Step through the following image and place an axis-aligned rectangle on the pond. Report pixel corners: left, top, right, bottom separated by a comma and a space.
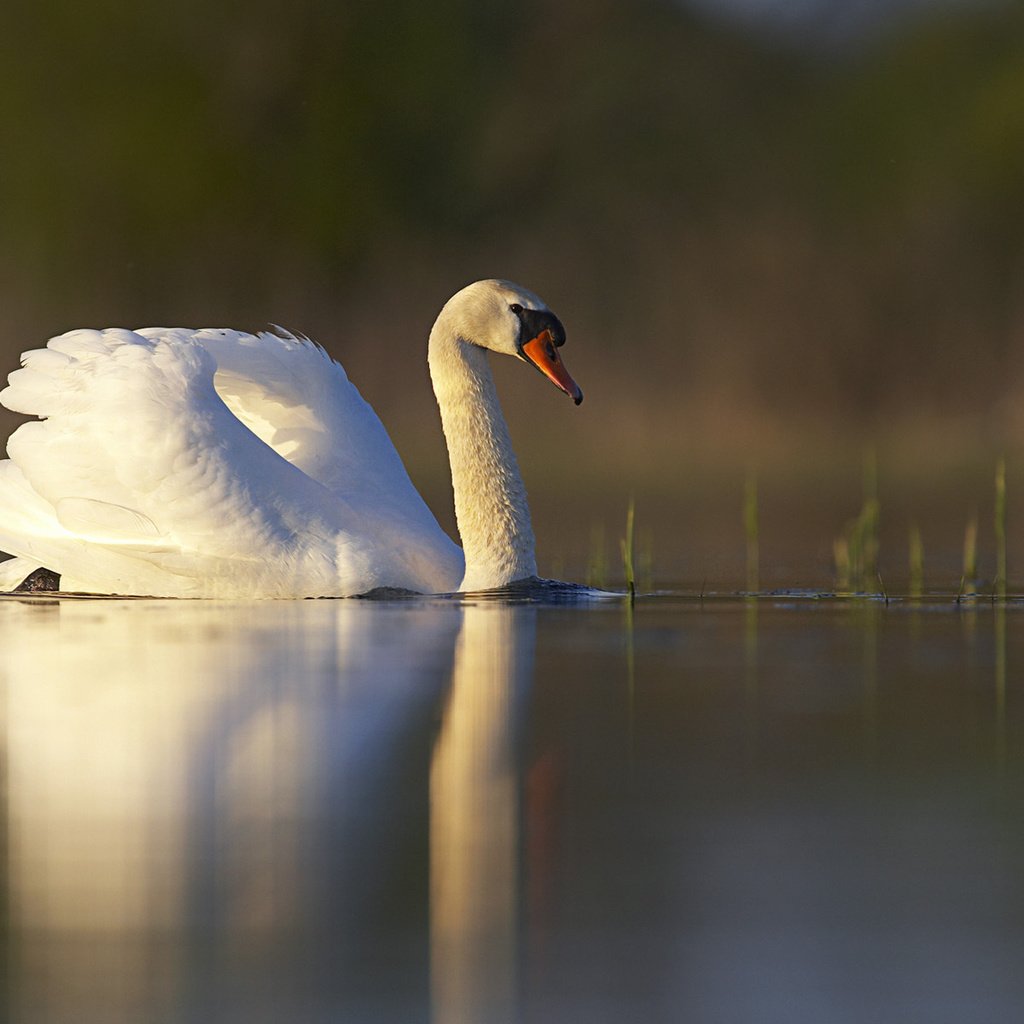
0, 590, 1022, 1023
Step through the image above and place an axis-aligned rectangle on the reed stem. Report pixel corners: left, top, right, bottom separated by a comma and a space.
834, 447, 881, 593
908, 524, 923, 598
995, 457, 1007, 599
744, 470, 759, 593
963, 508, 978, 586
620, 497, 636, 601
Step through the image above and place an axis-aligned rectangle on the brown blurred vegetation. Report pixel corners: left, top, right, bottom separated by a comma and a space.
1, 0, 1023, 581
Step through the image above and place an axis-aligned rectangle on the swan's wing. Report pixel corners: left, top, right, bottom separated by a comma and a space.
0, 329, 463, 597
175, 328, 442, 519
187, 327, 463, 588
188, 327, 463, 588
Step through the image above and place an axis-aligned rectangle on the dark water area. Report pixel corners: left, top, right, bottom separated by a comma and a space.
0, 590, 1022, 1022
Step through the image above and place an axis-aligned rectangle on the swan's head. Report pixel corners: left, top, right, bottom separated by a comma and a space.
443, 279, 583, 405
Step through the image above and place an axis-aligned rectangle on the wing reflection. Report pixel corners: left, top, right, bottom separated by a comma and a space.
0, 596, 536, 1024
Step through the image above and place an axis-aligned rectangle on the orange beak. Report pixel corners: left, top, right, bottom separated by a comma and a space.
521, 330, 583, 405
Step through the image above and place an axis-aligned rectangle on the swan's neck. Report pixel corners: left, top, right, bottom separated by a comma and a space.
428, 327, 536, 591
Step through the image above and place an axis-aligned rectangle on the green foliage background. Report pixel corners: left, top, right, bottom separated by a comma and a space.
1, 0, 1022, 577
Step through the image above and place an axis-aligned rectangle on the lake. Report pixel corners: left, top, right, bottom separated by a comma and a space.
0, 589, 1021, 1023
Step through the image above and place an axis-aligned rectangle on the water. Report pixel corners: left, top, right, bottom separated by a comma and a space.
0, 590, 1022, 1023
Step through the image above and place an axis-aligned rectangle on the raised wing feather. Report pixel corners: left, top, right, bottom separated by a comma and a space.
0, 329, 463, 597
184, 330, 414, 498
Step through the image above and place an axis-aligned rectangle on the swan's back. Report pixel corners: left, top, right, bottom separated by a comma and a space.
0, 327, 463, 597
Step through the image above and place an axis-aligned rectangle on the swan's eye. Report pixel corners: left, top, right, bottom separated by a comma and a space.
509, 303, 523, 315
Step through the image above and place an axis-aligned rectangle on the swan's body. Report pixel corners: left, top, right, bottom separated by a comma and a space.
0, 280, 582, 598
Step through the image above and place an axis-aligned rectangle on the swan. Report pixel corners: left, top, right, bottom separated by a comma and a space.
0, 279, 582, 598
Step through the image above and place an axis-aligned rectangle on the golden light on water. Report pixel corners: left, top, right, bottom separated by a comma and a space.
0, 597, 534, 1022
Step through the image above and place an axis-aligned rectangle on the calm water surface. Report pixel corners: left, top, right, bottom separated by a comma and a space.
0, 590, 1022, 1023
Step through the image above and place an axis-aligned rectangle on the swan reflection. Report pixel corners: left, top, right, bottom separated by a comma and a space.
0, 596, 534, 1024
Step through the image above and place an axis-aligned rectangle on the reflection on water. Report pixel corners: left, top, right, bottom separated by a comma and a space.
1, 598, 466, 1023
1, 593, 1023, 1022
431, 603, 533, 1024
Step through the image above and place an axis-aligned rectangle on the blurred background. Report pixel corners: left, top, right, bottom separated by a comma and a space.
1, 0, 1022, 586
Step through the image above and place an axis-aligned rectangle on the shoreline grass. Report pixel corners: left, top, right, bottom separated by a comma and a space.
572, 450, 1015, 600
995, 457, 1007, 600
834, 448, 881, 594
909, 524, 923, 598
963, 509, 978, 585
744, 470, 759, 594
620, 497, 636, 602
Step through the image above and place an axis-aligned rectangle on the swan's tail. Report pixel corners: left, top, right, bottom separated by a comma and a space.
0, 461, 63, 585
0, 555, 44, 591
0, 336, 184, 595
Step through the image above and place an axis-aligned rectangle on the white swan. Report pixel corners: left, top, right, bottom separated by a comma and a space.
0, 279, 582, 598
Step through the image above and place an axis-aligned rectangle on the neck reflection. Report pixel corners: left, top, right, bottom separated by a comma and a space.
430, 601, 536, 1024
